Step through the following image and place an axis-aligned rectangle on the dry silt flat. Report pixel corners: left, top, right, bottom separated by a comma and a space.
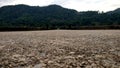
0, 30, 120, 68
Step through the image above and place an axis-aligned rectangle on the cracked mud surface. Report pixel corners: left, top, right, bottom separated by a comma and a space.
0, 30, 120, 68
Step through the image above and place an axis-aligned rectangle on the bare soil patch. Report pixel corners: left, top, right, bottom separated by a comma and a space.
0, 30, 120, 68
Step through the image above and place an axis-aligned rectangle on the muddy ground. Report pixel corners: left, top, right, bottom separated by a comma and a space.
0, 30, 120, 68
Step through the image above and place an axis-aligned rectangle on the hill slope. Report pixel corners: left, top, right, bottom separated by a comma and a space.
0, 4, 120, 29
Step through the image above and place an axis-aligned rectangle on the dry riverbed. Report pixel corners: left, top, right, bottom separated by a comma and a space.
0, 30, 120, 68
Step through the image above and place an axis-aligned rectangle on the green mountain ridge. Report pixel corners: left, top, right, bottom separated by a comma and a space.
0, 4, 120, 29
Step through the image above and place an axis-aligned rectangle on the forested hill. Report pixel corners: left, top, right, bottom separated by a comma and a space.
0, 4, 120, 30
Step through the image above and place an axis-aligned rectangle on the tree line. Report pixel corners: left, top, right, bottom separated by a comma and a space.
0, 4, 120, 30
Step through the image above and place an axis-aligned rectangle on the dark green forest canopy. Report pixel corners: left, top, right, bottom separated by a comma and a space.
0, 4, 120, 29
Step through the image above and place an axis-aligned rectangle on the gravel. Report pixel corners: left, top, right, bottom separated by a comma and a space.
0, 30, 120, 68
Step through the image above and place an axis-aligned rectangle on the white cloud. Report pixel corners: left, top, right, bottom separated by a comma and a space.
0, 0, 15, 6
1, 0, 120, 12
52, 0, 69, 5
59, 0, 120, 12
5, 0, 54, 6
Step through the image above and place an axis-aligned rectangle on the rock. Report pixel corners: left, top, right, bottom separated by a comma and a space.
76, 67, 81, 68
95, 55, 105, 58
12, 54, 21, 58
64, 56, 74, 59
48, 60, 54, 64
86, 65, 92, 68
109, 49, 115, 52
91, 63, 97, 67
81, 61, 87, 65
77, 55, 84, 59
19, 58, 26, 62
80, 61, 88, 67
102, 60, 111, 67
33, 63, 46, 68
69, 52, 75, 55
54, 63, 63, 67
88, 60, 93, 63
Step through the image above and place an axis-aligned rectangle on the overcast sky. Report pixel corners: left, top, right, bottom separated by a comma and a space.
0, 0, 120, 12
